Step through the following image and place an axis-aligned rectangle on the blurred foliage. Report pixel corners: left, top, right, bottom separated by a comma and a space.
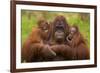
21, 10, 90, 48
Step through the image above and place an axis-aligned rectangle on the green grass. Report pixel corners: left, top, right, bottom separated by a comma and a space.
21, 10, 90, 48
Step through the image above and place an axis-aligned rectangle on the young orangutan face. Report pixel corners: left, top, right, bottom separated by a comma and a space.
66, 26, 77, 42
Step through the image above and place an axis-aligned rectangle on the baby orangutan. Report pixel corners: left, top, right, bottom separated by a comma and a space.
66, 25, 90, 60
21, 19, 56, 62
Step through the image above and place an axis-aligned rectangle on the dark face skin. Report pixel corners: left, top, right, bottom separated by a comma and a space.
54, 20, 65, 43
54, 28, 65, 43
67, 27, 77, 41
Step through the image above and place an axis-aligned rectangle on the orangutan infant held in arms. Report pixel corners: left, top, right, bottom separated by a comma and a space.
66, 25, 90, 60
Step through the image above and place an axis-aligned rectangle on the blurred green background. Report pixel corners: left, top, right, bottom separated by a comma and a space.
21, 10, 90, 48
